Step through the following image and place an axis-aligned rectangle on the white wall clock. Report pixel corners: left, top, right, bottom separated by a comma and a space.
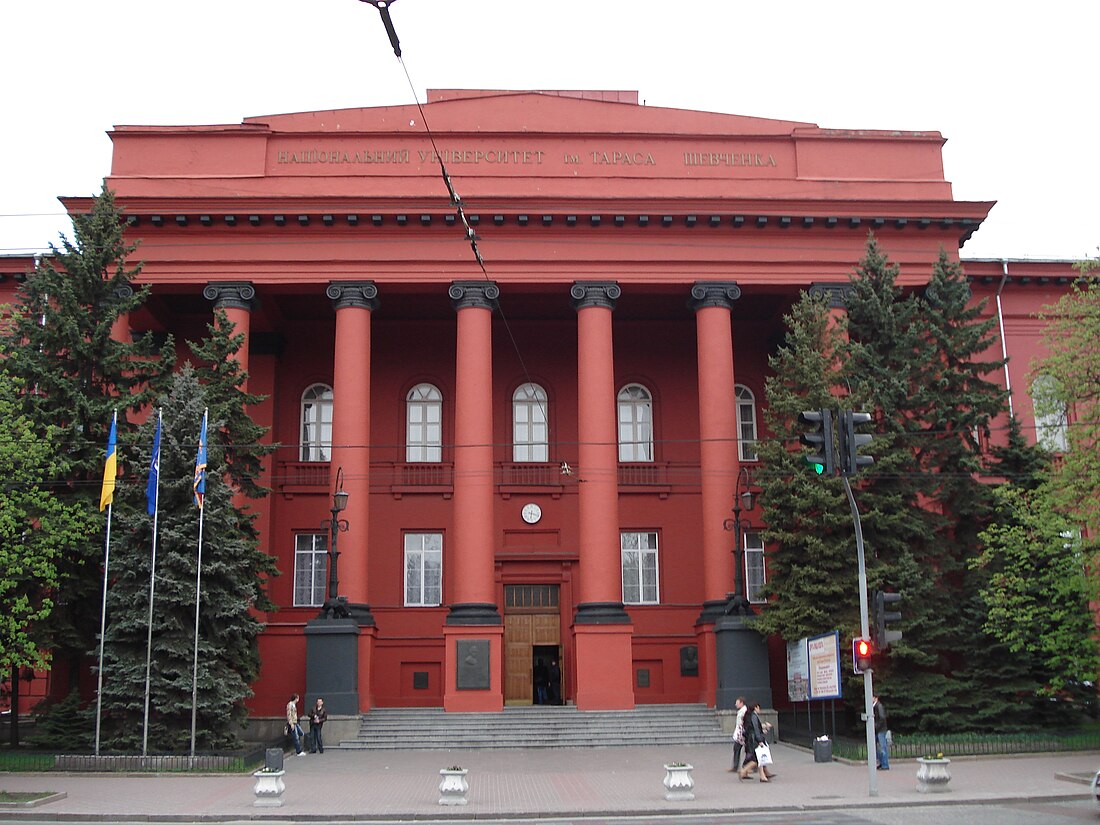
521, 502, 543, 524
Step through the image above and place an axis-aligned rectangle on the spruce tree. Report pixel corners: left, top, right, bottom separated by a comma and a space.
0, 188, 175, 673
754, 292, 858, 643
100, 365, 276, 751
843, 236, 953, 730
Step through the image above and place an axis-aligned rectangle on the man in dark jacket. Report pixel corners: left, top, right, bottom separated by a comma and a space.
873, 695, 889, 769
308, 698, 329, 754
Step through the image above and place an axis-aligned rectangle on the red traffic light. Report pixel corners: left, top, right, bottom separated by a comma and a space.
853, 636, 874, 673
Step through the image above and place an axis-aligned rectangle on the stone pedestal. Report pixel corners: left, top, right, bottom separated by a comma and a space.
663, 764, 695, 801
438, 768, 469, 805
305, 617, 360, 716
916, 757, 952, 793
714, 614, 773, 709
252, 770, 285, 807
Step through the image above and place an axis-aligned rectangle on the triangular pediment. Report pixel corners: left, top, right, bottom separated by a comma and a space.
242, 90, 818, 137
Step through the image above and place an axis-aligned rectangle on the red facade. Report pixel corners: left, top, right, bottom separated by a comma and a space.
9, 90, 1079, 721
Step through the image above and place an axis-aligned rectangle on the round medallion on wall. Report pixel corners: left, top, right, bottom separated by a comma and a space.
521, 502, 542, 524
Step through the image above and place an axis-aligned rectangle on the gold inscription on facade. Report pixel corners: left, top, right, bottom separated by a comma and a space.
417, 149, 545, 164
589, 150, 656, 166
277, 149, 410, 164
683, 151, 778, 167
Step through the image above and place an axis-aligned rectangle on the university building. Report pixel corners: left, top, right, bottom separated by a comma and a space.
0, 90, 1081, 724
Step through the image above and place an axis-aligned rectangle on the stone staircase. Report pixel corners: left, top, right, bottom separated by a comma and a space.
339, 703, 730, 750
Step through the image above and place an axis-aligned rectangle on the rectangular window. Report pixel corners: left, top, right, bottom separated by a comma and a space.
404, 532, 443, 606
293, 533, 328, 607
621, 531, 659, 604
513, 402, 548, 462
744, 531, 767, 603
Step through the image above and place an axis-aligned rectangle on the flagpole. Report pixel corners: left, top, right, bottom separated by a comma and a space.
141, 410, 162, 758
94, 410, 119, 757
94, 501, 112, 757
189, 409, 208, 767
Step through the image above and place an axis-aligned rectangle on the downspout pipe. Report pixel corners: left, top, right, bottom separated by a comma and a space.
996, 260, 1013, 417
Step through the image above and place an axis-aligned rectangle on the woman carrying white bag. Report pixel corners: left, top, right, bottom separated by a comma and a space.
738, 701, 776, 782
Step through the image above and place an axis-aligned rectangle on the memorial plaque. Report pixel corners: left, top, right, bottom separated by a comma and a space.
413, 671, 429, 690
456, 639, 490, 690
637, 668, 650, 688
680, 645, 699, 677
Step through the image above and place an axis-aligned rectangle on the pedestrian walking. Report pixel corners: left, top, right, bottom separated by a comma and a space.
873, 695, 890, 770
286, 693, 304, 756
738, 701, 775, 782
729, 696, 747, 772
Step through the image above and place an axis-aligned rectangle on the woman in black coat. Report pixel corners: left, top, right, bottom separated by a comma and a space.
738, 702, 774, 782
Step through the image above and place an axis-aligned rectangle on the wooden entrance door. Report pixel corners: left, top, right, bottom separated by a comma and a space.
503, 585, 560, 705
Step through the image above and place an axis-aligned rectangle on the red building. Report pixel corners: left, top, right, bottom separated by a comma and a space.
11, 90, 1082, 726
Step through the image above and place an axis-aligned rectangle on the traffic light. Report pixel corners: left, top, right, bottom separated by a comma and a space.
853, 637, 873, 674
839, 410, 874, 476
872, 590, 903, 649
798, 409, 835, 476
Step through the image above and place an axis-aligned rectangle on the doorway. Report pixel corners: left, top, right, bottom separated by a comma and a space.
503, 585, 561, 705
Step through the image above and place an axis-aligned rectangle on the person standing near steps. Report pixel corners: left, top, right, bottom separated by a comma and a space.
308, 697, 328, 753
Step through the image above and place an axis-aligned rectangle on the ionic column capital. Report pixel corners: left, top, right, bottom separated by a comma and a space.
203, 281, 256, 311
570, 281, 621, 311
689, 281, 742, 311
327, 281, 379, 311
448, 280, 499, 311
808, 282, 854, 309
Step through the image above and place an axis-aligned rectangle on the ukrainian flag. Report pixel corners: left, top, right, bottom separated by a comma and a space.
100, 413, 118, 512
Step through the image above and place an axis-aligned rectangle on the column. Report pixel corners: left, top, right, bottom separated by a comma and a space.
108, 285, 133, 343
306, 281, 378, 716
443, 281, 503, 712
202, 282, 256, 388
809, 283, 854, 338
325, 281, 378, 615
570, 281, 634, 710
689, 281, 741, 708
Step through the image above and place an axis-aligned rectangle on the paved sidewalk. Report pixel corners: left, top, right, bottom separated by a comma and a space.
0, 743, 1096, 821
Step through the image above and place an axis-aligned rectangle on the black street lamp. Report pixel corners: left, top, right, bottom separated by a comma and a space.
722, 466, 756, 616
322, 467, 350, 617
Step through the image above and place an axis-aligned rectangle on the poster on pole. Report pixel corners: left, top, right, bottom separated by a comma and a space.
807, 631, 842, 700
786, 637, 809, 702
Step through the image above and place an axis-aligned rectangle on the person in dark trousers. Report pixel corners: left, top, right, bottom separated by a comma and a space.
285, 693, 304, 756
548, 659, 562, 704
728, 696, 747, 772
533, 661, 549, 705
308, 697, 328, 753
873, 695, 889, 769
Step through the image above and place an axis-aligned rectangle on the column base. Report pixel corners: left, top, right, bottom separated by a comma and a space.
443, 623, 504, 712
714, 614, 773, 710
445, 602, 502, 626
572, 622, 635, 710
574, 601, 631, 624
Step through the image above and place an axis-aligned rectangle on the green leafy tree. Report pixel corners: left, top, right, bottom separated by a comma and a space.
0, 369, 93, 744
1032, 274, 1100, 584
974, 482, 1098, 716
99, 364, 276, 751
0, 188, 175, 673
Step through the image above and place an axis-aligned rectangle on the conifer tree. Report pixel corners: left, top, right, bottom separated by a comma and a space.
754, 292, 858, 642
0, 188, 175, 675
100, 365, 276, 751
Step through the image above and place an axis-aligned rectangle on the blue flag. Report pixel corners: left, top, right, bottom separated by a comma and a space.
146, 413, 161, 516
193, 410, 207, 509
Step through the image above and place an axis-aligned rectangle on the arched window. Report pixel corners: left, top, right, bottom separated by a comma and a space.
299, 383, 333, 462
1031, 374, 1068, 452
618, 384, 654, 462
736, 384, 758, 461
406, 383, 443, 462
513, 383, 549, 462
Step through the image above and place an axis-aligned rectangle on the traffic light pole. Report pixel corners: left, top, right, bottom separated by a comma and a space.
842, 474, 878, 798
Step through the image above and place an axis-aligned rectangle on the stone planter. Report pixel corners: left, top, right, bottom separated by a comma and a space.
663, 763, 695, 801
252, 769, 286, 807
916, 757, 951, 793
438, 768, 469, 806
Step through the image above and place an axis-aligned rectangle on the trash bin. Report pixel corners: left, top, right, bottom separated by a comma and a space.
813, 737, 832, 763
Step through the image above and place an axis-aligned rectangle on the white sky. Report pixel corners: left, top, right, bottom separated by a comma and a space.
2, 0, 1096, 261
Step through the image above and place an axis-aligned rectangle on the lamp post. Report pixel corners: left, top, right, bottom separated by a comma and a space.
322, 467, 350, 617
722, 466, 756, 616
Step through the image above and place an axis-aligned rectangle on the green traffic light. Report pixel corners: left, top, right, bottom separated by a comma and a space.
805, 456, 825, 475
